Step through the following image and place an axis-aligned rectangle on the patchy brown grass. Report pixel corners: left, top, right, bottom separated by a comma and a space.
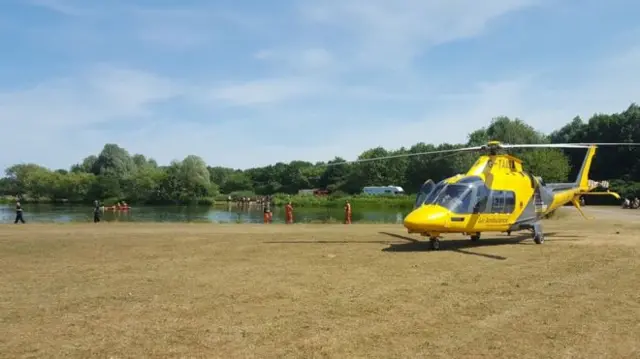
1, 207, 639, 358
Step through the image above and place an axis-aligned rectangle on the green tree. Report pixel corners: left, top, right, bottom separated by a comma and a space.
92, 144, 136, 177
220, 172, 253, 194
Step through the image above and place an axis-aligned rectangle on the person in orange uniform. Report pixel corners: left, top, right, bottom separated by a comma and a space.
344, 200, 352, 224
263, 197, 272, 223
263, 205, 270, 223
285, 201, 294, 224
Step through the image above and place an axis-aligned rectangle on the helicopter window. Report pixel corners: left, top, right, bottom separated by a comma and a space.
486, 190, 516, 214
434, 184, 471, 212
490, 192, 505, 212
473, 185, 490, 213
424, 181, 446, 204
505, 192, 515, 212
414, 180, 435, 208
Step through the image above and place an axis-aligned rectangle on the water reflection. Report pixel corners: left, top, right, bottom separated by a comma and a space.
0, 204, 410, 224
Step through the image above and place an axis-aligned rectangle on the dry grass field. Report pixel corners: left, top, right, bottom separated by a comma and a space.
1, 207, 639, 358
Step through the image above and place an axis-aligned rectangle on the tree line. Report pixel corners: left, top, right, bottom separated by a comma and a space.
1, 104, 639, 204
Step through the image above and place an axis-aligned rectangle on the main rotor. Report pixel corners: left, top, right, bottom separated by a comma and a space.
482, 141, 505, 155
324, 140, 640, 166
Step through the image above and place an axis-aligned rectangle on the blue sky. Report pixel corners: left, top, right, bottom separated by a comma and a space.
1, 0, 639, 171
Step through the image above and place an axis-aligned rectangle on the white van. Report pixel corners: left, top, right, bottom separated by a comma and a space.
362, 185, 405, 196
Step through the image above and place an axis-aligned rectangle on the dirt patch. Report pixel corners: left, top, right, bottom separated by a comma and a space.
1, 207, 639, 358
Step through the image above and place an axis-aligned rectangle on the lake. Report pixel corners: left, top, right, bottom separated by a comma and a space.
1, 204, 412, 224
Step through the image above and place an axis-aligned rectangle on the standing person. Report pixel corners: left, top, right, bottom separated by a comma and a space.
14, 201, 25, 224
344, 200, 352, 224
93, 200, 101, 223
285, 201, 294, 224
263, 198, 271, 224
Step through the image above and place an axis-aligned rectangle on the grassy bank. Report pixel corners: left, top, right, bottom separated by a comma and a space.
1, 194, 414, 208
268, 194, 415, 208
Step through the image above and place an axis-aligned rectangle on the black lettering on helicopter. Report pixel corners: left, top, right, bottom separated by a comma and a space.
487, 158, 511, 170
495, 158, 510, 169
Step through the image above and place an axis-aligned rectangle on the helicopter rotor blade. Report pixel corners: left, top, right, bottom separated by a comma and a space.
576, 142, 640, 146
324, 142, 640, 166
325, 145, 484, 166
500, 143, 591, 149
501, 142, 640, 149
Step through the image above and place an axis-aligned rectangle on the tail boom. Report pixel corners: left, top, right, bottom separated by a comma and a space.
544, 145, 620, 216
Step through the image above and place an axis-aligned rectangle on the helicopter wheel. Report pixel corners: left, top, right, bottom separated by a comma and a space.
470, 234, 480, 241
429, 237, 440, 250
533, 232, 544, 244
532, 223, 544, 244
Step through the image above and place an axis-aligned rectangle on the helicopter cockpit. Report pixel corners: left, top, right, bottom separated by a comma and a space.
415, 176, 515, 214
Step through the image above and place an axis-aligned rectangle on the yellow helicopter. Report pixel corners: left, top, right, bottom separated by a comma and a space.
338, 141, 638, 250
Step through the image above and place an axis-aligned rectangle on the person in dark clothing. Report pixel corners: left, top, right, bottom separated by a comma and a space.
93, 200, 101, 223
15, 201, 25, 223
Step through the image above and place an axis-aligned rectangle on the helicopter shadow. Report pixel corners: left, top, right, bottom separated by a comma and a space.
378, 231, 577, 260
265, 240, 396, 244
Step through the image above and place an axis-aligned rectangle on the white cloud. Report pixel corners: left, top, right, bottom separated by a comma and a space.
126, 7, 219, 49
253, 47, 337, 74
28, 0, 93, 16
0, 65, 182, 128
298, 0, 538, 69
205, 77, 326, 106
0, 65, 187, 171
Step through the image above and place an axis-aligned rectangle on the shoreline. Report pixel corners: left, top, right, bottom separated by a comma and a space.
1, 195, 416, 208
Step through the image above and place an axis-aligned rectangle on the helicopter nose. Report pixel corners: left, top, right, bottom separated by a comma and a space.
403, 205, 448, 232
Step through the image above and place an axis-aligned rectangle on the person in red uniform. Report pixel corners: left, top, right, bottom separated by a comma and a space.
285, 201, 294, 224
263, 196, 273, 223
263, 203, 271, 223
344, 200, 352, 224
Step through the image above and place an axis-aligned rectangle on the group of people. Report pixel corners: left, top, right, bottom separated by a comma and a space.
622, 197, 640, 209
262, 200, 352, 224
228, 196, 272, 206
12, 198, 355, 224
91, 200, 130, 223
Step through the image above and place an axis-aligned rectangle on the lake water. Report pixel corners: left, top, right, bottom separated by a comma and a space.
1, 204, 411, 224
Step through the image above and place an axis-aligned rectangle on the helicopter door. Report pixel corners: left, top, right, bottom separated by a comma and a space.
477, 190, 514, 229
414, 180, 435, 208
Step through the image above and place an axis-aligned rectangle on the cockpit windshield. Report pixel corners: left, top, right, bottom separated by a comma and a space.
423, 181, 446, 205
433, 184, 472, 212
414, 180, 435, 208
